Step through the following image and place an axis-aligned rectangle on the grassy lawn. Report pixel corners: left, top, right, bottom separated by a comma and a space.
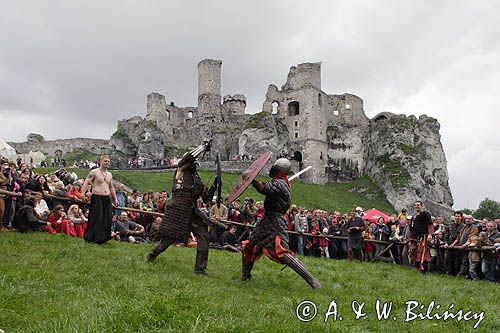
33, 168, 395, 214
0, 233, 499, 332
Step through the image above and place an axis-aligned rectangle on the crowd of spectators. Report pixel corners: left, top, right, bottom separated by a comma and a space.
1, 156, 499, 283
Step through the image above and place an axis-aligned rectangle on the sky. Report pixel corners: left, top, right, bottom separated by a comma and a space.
1, 0, 499, 209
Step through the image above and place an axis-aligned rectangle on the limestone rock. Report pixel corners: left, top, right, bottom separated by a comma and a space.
365, 114, 453, 213
238, 112, 288, 159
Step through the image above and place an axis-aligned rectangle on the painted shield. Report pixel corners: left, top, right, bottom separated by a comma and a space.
226, 151, 272, 203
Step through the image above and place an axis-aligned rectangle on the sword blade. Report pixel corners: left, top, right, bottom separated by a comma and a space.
289, 166, 312, 181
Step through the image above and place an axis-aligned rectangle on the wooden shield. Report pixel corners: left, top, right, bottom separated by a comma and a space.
226, 151, 272, 203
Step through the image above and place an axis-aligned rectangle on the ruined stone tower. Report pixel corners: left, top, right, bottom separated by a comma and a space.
261, 62, 329, 183
198, 59, 222, 121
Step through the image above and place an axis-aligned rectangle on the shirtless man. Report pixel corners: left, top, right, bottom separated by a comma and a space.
81, 155, 119, 244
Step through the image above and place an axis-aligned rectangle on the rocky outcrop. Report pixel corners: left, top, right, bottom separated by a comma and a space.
238, 112, 289, 159
365, 114, 453, 213
109, 116, 165, 166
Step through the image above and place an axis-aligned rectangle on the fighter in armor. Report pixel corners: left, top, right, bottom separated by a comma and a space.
409, 200, 434, 273
147, 141, 216, 275
241, 158, 321, 289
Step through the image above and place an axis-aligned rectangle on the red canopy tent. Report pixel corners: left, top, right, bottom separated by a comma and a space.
362, 208, 391, 224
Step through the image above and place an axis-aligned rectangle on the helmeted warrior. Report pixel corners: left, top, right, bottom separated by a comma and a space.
147, 141, 216, 275
241, 158, 321, 289
409, 200, 434, 273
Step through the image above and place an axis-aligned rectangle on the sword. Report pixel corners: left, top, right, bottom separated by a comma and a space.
288, 166, 312, 181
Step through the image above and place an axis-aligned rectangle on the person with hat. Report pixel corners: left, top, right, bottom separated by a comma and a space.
0, 159, 13, 230
241, 158, 321, 289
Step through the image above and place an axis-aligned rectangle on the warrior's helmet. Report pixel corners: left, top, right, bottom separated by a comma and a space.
269, 158, 294, 177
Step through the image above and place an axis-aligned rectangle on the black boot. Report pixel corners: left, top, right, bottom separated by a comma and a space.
241, 255, 254, 281
281, 253, 321, 289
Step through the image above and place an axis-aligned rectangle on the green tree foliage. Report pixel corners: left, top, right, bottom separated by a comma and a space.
473, 198, 500, 219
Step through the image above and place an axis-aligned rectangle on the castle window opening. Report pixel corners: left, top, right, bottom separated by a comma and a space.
288, 101, 300, 116
185, 119, 192, 127
294, 132, 298, 139
318, 93, 322, 107
294, 121, 298, 127
188, 111, 193, 119
271, 101, 279, 115
320, 151, 323, 160
345, 104, 351, 109
166, 110, 170, 121
170, 101, 175, 106
334, 110, 339, 116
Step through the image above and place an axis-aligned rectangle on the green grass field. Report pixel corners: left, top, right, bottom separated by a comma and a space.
34, 168, 395, 214
0, 233, 498, 332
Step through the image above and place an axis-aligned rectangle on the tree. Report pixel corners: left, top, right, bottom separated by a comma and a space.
473, 198, 500, 220
462, 208, 474, 215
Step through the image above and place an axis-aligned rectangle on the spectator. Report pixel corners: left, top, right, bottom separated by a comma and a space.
444, 212, 465, 275
463, 235, 482, 281
450, 214, 478, 277
47, 205, 77, 236
67, 204, 87, 238
293, 205, 308, 255
319, 227, 330, 258
67, 181, 84, 203
346, 209, 364, 261
33, 192, 50, 220
51, 181, 69, 210
219, 225, 240, 252
15, 196, 56, 234
363, 225, 375, 261
115, 211, 146, 243
482, 221, 500, 281
373, 217, 389, 257
241, 197, 256, 225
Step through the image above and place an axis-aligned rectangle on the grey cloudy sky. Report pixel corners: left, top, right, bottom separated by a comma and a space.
1, 0, 499, 209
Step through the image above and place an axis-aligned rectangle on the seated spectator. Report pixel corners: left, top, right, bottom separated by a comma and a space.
16, 196, 56, 234
26, 175, 50, 194
218, 225, 240, 252
67, 181, 84, 202
51, 181, 69, 210
67, 204, 87, 238
115, 212, 146, 243
47, 205, 76, 236
148, 216, 162, 242
33, 192, 50, 220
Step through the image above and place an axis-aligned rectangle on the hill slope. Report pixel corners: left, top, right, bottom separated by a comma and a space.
0, 233, 498, 332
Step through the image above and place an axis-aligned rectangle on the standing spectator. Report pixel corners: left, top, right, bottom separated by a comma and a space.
0, 159, 13, 230
444, 212, 465, 275
462, 235, 482, 281
363, 225, 375, 261
388, 224, 402, 264
373, 217, 389, 257
346, 209, 364, 261
241, 197, 256, 225
209, 200, 228, 244
319, 227, 330, 258
449, 214, 478, 277
293, 205, 308, 255
482, 221, 500, 281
